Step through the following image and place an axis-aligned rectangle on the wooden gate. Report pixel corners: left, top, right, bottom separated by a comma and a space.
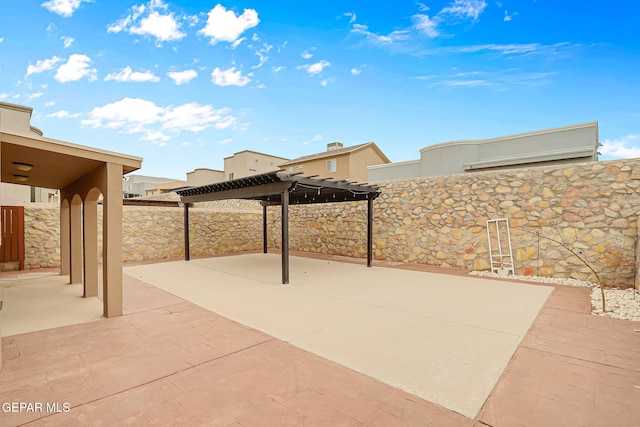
1, 206, 25, 270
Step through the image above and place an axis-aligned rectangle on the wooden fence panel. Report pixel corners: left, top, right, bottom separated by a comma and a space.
1, 206, 25, 270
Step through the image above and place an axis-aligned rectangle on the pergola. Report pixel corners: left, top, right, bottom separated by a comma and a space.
176, 171, 381, 284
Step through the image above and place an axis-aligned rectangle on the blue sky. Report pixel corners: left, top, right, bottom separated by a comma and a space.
1, 0, 639, 179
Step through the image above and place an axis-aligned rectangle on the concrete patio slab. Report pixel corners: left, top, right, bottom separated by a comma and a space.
124, 253, 553, 417
0, 273, 103, 337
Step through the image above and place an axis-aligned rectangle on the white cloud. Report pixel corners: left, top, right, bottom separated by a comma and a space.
504, 10, 518, 22
231, 37, 246, 49
26, 93, 44, 101
45, 101, 56, 107
600, 135, 640, 159
343, 12, 356, 24
26, 56, 63, 76
0, 38, 4, 43
252, 43, 272, 69
320, 78, 335, 86
61, 36, 74, 48
218, 138, 233, 145
440, 0, 487, 21
104, 66, 161, 82
167, 69, 197, 85
303, 134, 323, 145
298, 60, 330, 76
199, 4, 259, 45
82, 97, 236, 139
272, 65, 285, 73
354, 1, 487, 48
439, 79, 491, 87
54, 54, 97, 82
131, 10, 185, 42
211, 67, 251, 87
141, 131, 170, 142
46, 110, 81, 118
108, 0, 185, 44
41, 0, 88, 18
301, 48, 315, 59
163, 103, 233, 131
351, 68, 361, 75
452, 43, 569, 55
412, 14, 439, 38
351, 24, 410, 45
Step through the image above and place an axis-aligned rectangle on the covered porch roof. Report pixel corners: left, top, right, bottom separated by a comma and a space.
0, 101, 142, 326
0, 102, 141, 189
176, 171, 381, 284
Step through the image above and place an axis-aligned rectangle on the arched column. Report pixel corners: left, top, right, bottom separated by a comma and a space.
83, 189, 100, 298
60, 198, 71, 276
69, 195, 83, 284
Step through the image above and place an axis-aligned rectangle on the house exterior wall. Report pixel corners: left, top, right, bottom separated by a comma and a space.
123, 175, 176, 198
224, 151, 288, 180
349, 147, 391, 182
280, 146, 390, 181
187, 168, 224, 186
0, 183, 59, 205
279, 153, 352, 180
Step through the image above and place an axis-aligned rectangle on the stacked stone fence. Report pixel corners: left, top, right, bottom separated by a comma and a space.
267, 158, 640, 287
21, 158, 640, 287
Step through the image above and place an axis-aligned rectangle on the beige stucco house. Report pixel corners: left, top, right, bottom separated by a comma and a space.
223, 150, 289, 180
183, 151, 289, 188
279, 142, 391, 183
0, 101, 142, 368
0, 182, 59, 204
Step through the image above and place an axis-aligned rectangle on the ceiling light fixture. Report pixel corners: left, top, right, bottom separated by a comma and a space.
13, 174, 29, 182
13, 162, 34, 171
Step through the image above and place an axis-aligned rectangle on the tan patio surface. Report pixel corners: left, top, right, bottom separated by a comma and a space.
0, 273, 103, 337
123, 254, 552, 418
0, 253, 639, 426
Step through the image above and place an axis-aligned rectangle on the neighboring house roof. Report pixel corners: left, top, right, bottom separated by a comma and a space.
279, 142, 390, 166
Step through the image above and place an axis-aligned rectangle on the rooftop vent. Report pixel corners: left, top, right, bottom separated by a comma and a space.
327, 142, 343, 151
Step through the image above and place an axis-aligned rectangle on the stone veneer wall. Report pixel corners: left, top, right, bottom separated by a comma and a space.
24, 204, 61, 269
23, 204, 263, 269
20, 158, 640, 286
267, 158, 640, 286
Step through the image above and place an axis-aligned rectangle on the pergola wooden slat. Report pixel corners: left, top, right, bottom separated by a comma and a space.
176, 170, 381, 284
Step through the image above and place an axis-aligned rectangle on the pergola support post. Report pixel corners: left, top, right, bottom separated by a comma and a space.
281, 190, 289, 284
263, 204, 268, 254
184, 203, 190, 261
367, 195, 374, 267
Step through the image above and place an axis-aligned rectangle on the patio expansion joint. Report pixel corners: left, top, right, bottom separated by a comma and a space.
520, 345, 640, 373
383, 305, 527, 339
185, 261, 280, 287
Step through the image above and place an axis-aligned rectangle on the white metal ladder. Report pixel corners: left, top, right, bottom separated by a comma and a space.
486, 218, 514, 276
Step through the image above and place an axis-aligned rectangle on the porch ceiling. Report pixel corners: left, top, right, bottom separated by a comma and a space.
1, 132, 141, 189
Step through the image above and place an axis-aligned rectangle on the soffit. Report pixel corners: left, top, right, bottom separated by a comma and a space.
1, 132, 142, 189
